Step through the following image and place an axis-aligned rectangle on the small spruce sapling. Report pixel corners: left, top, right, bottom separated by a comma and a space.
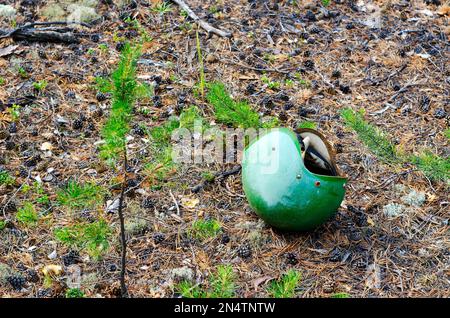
99, 42, 143, 297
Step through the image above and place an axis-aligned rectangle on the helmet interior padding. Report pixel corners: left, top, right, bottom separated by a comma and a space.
296, 128, 340, 177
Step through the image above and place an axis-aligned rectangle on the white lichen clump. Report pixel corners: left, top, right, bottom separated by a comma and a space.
401, 190, 426, 207
67, 4, 100, 23
0, 4, 16, 18
383, 203, 406, 217
171, 267, 194, 282
41, 1, 100, 22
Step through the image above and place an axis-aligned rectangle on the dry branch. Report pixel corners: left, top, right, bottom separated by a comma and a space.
0, 21, 91, 43
191, 165, 242, 193
171, 0, 232, 37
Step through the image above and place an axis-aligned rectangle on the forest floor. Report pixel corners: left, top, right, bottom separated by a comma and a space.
0, 0, 449, 298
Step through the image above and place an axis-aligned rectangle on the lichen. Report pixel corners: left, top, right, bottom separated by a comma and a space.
125, 218, 148, 235
0, 4, 16, 18
41, 1, 100, 22
171, 267, 194, 282
401, 190, 426, 207
42, 4, 66, 20
383, 203, 406, 218
0, 263, 14, 286
67, 4, 100, 23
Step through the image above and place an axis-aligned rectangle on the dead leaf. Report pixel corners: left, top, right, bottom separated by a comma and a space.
251, 276, 274, 291
40, 142, 53, 151
365, 263, 381, 290
437, 4, 450, 16
181, 197, 199, 209
195, 250, 210, 271
367, 216, 375, 227
42, 264, 63, 276
0, 45, 19, 58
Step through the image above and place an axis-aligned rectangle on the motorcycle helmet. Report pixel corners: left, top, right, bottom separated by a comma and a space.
241, 127, 347, 231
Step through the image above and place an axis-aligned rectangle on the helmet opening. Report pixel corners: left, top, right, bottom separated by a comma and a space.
296, 129, 339, 177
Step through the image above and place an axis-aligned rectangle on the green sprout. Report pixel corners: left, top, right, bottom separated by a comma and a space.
267, 270, 302, 298
188, 219, 221, 241
100, 43, 142, 162
341, 108, 399, 164
66, 288, 85, 298
57, 180, 104, 210
331, 292, 350, 298
297, 121, 317, 129
261, 75, 280, 90
98, 43, 109, 55
341, 108, 449, 183
176, 265, 236, 298
0, 170, 15, 186
409, 151, 450, 183
16, 202, 38, 226
196, 30, 206, 98
152, 2, 172, 15
17, 67, 28, 79
33, 80, 48, 92
207, 82, 260, 129
7, 104, 21, 122
54, 220, 112, 259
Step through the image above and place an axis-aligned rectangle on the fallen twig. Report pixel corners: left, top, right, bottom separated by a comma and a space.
220, 59, 290, 74
171, 0, 231, 37
169, 190, 181, 216
191, 165, 242, 193
370, 63, 408, 86
0, 21, 91, 43
370, 76, 424, 115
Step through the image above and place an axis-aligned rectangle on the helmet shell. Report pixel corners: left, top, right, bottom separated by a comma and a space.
242, 128, 347, 231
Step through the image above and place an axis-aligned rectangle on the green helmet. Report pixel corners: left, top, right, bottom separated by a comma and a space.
242, 127, 347, 231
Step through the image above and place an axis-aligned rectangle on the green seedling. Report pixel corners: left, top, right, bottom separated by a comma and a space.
54, 220, 112, 259
297, 121, 317, 129
33, 80, 48, 92
16, 202, 38, 226
341, 108, 399, 164
261, 75, 280, 90
0, 170, 15, 186
152, 2, 172, 15
7, 104, 21, 122
98, 43, 109, 55
17, 67, 28, 79
176, 265, 236, 298
188, 219, 221, 241
196, 30, 206, 98
267, 269, 301, 298
66, 288, 85, 298
342, 108, 449, 183
331, 292, 350, 298
57, 180, 104, 210
207, 82, 260, 129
